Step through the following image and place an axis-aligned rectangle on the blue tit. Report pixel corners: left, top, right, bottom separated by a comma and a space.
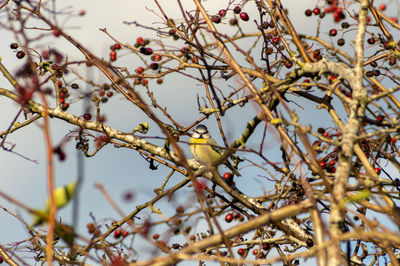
190, 125, 241, 176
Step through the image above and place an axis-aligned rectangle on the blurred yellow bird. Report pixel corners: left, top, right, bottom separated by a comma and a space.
190, 125, 240, 176
32, 181, 78, 227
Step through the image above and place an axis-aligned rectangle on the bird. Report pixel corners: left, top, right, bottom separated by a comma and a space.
31, 181, 78, 227
190, 124, 241, 176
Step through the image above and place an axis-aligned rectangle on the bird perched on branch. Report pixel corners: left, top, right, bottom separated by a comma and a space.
190, 124, 241, 176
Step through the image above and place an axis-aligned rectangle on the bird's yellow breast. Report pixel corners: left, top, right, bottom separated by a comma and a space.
190, 137, 221, 165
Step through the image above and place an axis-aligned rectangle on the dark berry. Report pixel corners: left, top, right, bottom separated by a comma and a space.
218, 9, 227, 17
341, 22, 350, 28
212, 15, 221, 24
83, 113, 92, 120
337, 38, 345, 46
150, 63, 159, 70
329, 29, 337, 36
233, 6, 241, 14
305, 9, 312, 16
10, 43, 18, 49
367, 38, 375, 45
16, 51, 25, 59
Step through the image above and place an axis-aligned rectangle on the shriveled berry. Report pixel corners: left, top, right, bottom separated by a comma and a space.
156, 78, 163, 84
233, 6, 241, 14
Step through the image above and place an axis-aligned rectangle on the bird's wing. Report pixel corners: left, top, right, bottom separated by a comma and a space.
208, 138, 222, 154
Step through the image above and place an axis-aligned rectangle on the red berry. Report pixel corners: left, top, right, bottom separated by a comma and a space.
114, 229, 122, 239
99, 89, 105, 97
329, 28, 337, 36
223, 172, 231, 180
367, 16, 371, 23
375, 167, 381, 175
252, 249, 259, 255
114, 43, 121, 50
305, 9, 312, 16
60, 98, 65, 104
233, 6, 241, 14
136, 37, 144, 46
52, 28, 61, 37
83, 113, 92, 120
262, 243, 270, 250
239, 12, 249, 21
136, 67, 144, 74
272, 36, 280, 45
122, 231, 129, 237
330, 167, 336, 173
110, 51, 117, 61
379, 4, 386, 11
106, 91, 113, 97
0, 256, 3, 263
16, 51, 25, 59
153, 233, 160, 240
320, 161, 326, 168
156, 78, 163, 84
328, 159, 336, 167
392, 138, 397, 144
61, 102, 69, 110
313, 8, 321, 15
237, 248, 245, 256
367, 38, 375, 45
377, 115, 384, 122
225, 213, 234, 223
218, 9, 227, 17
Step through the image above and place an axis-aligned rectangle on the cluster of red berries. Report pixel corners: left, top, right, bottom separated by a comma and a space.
113, 228, 129, 239
313, 128, 341, 174
211, 6, 249, 25
87, 223, 101, 237
97, 83, 114, 103
58, 80, 71, 110
109, 42, 122, 61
